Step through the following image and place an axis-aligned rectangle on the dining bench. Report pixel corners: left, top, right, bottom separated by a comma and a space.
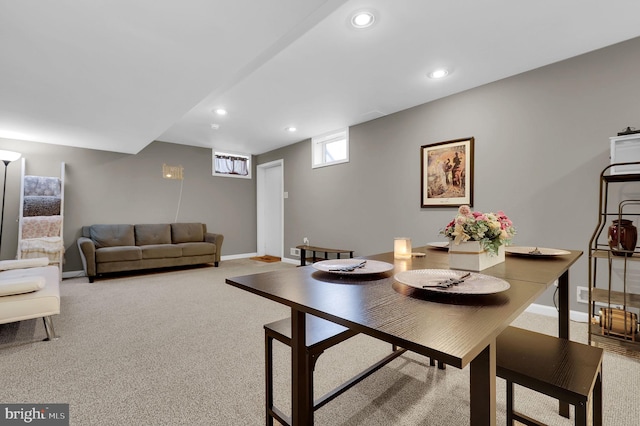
496, 326, 603, 426
265, 318, 603, 426
264, 315, 405, 426
426, 326, 604, 425
296, 244, 354, 266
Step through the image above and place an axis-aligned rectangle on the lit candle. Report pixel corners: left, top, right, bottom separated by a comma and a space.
394, 237, 412, 259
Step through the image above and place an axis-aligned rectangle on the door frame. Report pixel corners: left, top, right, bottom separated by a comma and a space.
256, 159, 284, 258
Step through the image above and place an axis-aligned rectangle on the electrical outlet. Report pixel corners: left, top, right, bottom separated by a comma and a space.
303, 237, 309, 245
290, 248, 300, 256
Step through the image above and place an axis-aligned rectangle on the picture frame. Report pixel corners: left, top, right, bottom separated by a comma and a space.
421, 137, 474, 207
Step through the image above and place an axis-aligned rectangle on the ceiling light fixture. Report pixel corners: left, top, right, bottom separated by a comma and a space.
285, 127, 297, 132
210, 124, 220, 130
215, 108, 227, 116
428, 69, 449, 79
351, 11, 375, 29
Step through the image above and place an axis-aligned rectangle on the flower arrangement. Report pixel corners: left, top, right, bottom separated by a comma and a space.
441, 205, 516, 256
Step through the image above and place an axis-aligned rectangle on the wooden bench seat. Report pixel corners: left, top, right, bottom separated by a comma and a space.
264, 315, 405, 426
296, 245, 354, 266
496, 326, 603, 426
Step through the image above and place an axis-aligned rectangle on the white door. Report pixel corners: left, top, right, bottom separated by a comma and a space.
257, 160, 283, 257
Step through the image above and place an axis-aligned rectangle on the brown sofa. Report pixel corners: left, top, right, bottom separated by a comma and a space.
77, 223, 223, 282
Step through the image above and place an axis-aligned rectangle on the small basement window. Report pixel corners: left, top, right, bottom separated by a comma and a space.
312, 128, 349, 169
213, 150, 252, 179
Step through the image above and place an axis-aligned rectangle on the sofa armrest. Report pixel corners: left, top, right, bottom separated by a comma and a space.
77, 237, 97, 281
204, 233, 224, 264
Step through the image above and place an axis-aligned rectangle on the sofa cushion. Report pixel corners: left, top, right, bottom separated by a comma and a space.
91, 225, 135, 248
0, 266, 60, 324
171, 223, 204, 244
95, 246, 142, 263
0, 257, 49, 271
141, 244, 182, 259
177, 242, 215, 257
135, 224, 171, 246
0, 276, 46, 296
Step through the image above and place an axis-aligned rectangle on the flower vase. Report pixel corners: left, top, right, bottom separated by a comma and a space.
448, 241, 505, 271
608, 219, 637, 257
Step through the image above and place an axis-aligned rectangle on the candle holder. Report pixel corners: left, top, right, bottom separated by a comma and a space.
394, 237, 412, 259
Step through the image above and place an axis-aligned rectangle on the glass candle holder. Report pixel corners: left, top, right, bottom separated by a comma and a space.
394, 237, 412, 259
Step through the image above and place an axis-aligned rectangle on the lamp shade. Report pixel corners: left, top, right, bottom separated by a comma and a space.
0, 150, 21, 163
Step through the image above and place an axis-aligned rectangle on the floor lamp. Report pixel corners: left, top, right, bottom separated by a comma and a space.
0, 150, 22, 257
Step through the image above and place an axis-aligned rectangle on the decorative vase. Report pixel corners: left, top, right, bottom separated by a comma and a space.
608, 219, 637, 257
448, 241, 505, 271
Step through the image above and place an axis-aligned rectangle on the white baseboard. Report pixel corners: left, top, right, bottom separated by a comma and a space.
221, 253, 299, 265
62, 270, 86, 279
525, 303, 589, 323
220, 252, 257, 261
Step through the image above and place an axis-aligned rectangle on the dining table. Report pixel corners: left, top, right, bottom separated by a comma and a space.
225, 245, 582, 425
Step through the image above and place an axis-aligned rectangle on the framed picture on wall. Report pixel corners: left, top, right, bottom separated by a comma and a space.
421, 137, 474, 207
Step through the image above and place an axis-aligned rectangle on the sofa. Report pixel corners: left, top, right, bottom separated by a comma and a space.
77, 223, 223, 282
0, 258, 60, 341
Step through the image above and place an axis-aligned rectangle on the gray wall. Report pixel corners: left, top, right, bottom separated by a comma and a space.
257, 36, 640, 314
0, 140, 256, 271
3, 36, 640, 313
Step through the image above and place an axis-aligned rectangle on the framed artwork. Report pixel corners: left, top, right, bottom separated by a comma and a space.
421, 137, 474, 207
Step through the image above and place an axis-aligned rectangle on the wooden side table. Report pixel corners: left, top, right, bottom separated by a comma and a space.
296, 245, 354, 266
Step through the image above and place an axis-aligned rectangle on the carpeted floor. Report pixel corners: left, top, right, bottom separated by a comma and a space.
1, 259, 638, 425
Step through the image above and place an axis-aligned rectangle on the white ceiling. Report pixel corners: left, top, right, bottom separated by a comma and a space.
3, 0, 640, 155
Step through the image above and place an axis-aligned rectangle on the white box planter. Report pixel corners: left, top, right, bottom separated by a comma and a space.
448, 241, 505, 271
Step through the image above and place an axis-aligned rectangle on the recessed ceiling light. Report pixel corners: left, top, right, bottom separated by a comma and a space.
210, 123, 220, 130
428, 69, 449, 79
285, 127, 297, 132
215, 108, 227, 116
351, 11, 375, 29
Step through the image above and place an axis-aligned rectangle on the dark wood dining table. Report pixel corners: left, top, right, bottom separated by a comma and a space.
226, 246, 582, 425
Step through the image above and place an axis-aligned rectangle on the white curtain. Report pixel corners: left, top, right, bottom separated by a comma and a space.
215, 155, 248, 176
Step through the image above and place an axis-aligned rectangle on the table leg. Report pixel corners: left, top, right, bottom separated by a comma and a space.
291, 309, 313, 425
558, 271, 569, 340
558, 270, 570, 418
300, 248, 307, 266
469, 343, 496, 426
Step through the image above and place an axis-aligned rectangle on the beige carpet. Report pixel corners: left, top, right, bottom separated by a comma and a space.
1, 259, 638, 425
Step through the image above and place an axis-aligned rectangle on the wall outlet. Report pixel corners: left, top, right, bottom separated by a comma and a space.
303, 237, 309, 245
290, 248, 300, 256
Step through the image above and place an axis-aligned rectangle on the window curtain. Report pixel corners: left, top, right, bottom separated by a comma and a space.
215, 155, 248, 176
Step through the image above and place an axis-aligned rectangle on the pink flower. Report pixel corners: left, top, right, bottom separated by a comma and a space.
473, 212, 487, 221
458, 205, 472, 216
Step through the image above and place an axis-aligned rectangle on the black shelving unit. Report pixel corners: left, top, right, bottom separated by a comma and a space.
588, 162, 640, 352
